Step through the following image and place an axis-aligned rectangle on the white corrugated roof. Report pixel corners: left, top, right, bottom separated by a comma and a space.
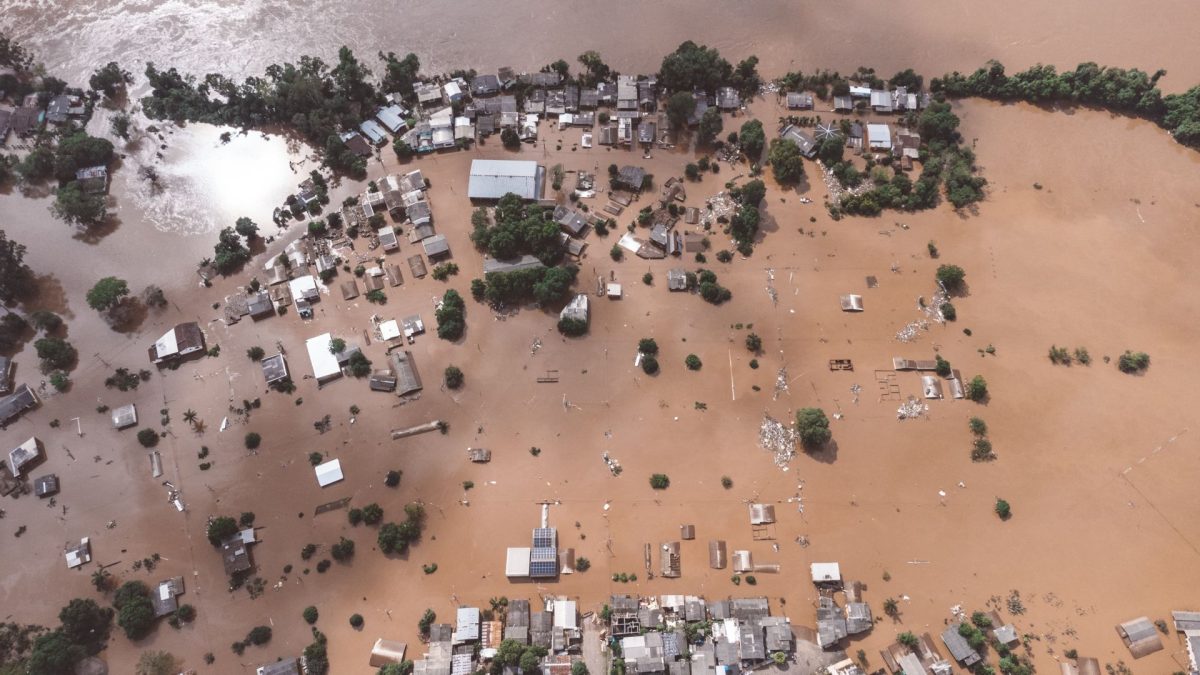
468, 160, 540, 200
315, 458, 344, 487
506, 547, 531, 576
305, 333, 342, 382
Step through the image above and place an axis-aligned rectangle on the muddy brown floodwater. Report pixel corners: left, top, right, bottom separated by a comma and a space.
2, 3, 1200, 675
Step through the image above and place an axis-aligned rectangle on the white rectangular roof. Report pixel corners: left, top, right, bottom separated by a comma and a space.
315, 458, 344, 487
506, 547, 531, 577
811, 562, 842, 583
305, 333, 342, 382
468, 159, 540, 200
552, 600, 577, 629
289, 275, 318, 301
379, 320, 401, 341
867, 124, 892, 148
153, 327, 179, 358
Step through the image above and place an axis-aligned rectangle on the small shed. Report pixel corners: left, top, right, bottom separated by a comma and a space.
1116, 617, 1163, 658
370, 639, 408, 668
839, 294, 864, 312
468, 448, 492, 463
708, 540, 727, 569
386, 264, 404, 286
408, 255, 427, 279
8, 437, 43, 476
261, 353, 289, 385
680, 524, 695, 540
369, 369, 397, 392
315, 459, 344, 487
811, 562, 842, 585
749, 503, 776, 525
65, 537, 92, 568
423, 234, 450, 259
111, 404, 138, 429
921, 375, 944, 400
34, 474, 60, 497
340, 280, 360, 300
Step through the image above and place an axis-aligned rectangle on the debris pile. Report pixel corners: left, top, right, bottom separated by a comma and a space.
897, 397, 929, 420
759, 415, 797, 467
765, 268, 778, 306
894, 319, 929, 343
773, 367, 790, 399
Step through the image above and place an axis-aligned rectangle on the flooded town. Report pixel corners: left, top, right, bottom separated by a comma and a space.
2, 2, 1200, 675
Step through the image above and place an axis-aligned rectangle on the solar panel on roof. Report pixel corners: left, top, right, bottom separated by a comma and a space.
529, 561, 558, 577
530, 547, 556, 562
532, 528, 556, 548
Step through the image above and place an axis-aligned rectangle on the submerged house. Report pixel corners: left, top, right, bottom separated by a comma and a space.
148, 323, 205, 364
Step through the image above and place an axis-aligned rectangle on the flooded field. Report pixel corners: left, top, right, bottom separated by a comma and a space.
1, 3, 1200, 674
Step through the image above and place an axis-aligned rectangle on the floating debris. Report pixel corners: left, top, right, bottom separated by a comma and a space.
759, 415, 797, 467
773, 366, 790, 400
765, 268, 778, 306
897, 397, 929, 420
894, 319, 930, 343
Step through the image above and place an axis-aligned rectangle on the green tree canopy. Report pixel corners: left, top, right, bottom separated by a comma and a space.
768, 138, 805, 184
659, 41, 733, 94
27, 630, 86, 675
52, 182, 107, 227
697, 108, 723, 145
665, 91, 697, 129
86, 276, 129, 311
795, 407, 832, 449
55, 133, 114, 182
59, 598, 114, 653
738, 119, 765, 159
0, 230, 35, 303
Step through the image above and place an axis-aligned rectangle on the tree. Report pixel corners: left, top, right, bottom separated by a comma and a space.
234, 217, 259, 239
34, 337, 76, 370
641, 355, 659, 374
0, 313, 26, 351
303, 606, 319, 624
745, 333, 762, 352
883, 598, 899, 618
329, 337, 346, 353
90, 62, 133, 97
935, 264, 966, 292
659, 41, 733, 94
213, 227, 250, 274
817, 136, 844, 165
385, 470, 401, 487
519, 651, 541, 674
665, 91, 697, 129
55, 133, 114, 182
350, 613, 364, 628
0, 230, 36, 302
379, 51, 421, 96
114, 582, 156, 640
918, 101, 961, 144
995, 498, 1012, 520
52, 182, 107, 227
247, 346, 265, 361
206, 516, 238, 546
768, 138, 805, 184
87, 277, 129, 312
436, 289, 466, 340
966, 375, 988, 401
577, 51, 611, 84
501, 127, 521, 149
739, 179, 766, 208
348, 351, 372, 377
697, 107, 723, 145
331, 537, 355, 561
245, 432, 262, 450
638, 338, 659, 354
59, 598, 114, 652
378, 522, 405, 554
897, 632, 919, 649
795, 408, 832, 449
245, 625, 272, 645
27, 630, 86, 675
136, 428, 159, 448
934, 354, 952, 377
110, 113, 132, 140
969, 417, 988, 436
738, 119, 765, 159
649, 474, 670, 489
444, 366, 464, 389
685, 354, 702, 370
136, 650, 179, 675
1118, 350, 1150, 373
572, 661, 589, 675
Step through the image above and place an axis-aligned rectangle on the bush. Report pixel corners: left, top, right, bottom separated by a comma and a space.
362, 503, 384, 525
245, 625, 272, 646
435, 290, 466, 341
966, 375, 988, 401
348, 508, 363, 525
1074, 347, 1092, 365
301, 544, 317, 560
316, 559, 331, 573
968, 417, 988, 436
303, 606, 319, 624
940, 301, 956, 321
649, 474, 670, 490
331, 537, 355, 561
349, 614, 364, 628
137, 428, 159, 448
576, 557, 591, 572
795, 408, 832, 449
239, 512, 256, 527
897, 632, 919, 649
745, 333, 762, 352
641, 355, 659, 375
244, 432, 261, 450
934, 355, 951, 377
642, 272, 653, 285
610, 245, 623, 261
971, 438, 995, 462
558, 317, 588, 336
638, 338, 659, 354
309, 452, 324, 465
385, 470, 401, 487
995, 498, 1012, 520
1117, 350, 1150, 373
721, 476, 733, 489
34, 337, 77, 371
685, 354, 702, 370
247, 346, 265, 361
444, 366, 464, 389
715, 250, 733, 263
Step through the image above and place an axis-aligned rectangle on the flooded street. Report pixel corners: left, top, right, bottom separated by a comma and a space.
2, 2, 1200, 674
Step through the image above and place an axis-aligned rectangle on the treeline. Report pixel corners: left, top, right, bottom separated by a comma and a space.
658, 41, 761, 97
469, 195, 564, 265
470, 265, 579, 307
932, 60, 1200, 148
141, 48, 423, 177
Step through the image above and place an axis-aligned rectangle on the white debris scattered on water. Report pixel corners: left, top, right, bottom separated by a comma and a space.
895, 319, 930, 343
765, 268, 778, 306
773, 366, 790, 400
897, 398, 929, 420
759, 415, 797, 467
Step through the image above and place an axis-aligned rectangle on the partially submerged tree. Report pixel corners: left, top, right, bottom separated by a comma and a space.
795, 408, 832, 449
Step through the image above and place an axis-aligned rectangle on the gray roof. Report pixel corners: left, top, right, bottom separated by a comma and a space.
257, 658, 303, 675
389, 350, 423, 396
468, 159, 543, 200
484, 255, 545, 276
780, 125, 818, 158
730, 597, 770, 621
0, 384, 37, 425
261, 354, 288, 384
423, 234, 450, 257
617, 165, 647, 190
940, 624, 982, 665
